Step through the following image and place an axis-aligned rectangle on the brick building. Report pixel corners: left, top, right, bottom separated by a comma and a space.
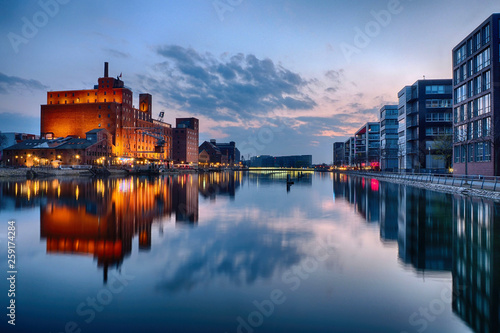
2, 129, 113, 167
198, 141, 228, 166
40, 62, 172, 163
173, 118, 199, 166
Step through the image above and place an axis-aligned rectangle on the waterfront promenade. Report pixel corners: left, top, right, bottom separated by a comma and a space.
341, 171, 500, 201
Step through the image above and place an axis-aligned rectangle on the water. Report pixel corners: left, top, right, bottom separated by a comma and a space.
0, 172, 498, 333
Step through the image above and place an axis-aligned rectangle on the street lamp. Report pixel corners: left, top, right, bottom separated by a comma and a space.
428, 146, 431, 173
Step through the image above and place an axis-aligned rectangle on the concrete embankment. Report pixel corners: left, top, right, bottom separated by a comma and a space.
343, 172, 500, 201
0, 168, 128, 179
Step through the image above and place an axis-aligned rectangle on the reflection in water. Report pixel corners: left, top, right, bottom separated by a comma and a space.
333, 173, 500, 333
333, 174, 380, 222
198, 171, 243, 200
1, 175, 204, 283
453, 197, 500, 333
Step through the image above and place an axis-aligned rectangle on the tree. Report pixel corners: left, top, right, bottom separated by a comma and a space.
0, 132, 7, 149
433, 133, 453, 169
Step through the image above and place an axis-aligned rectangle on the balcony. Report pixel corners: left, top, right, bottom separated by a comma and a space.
406, 119, 419, 128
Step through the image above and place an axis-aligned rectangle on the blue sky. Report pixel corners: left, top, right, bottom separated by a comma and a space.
0, 0, 498, 163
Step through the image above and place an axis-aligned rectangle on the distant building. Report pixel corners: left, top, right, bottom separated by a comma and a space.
249, 155, 275, 167
452, 13, 499, 176
0, 132, 39, 162
274, 155, 312, 168
2, 129, 113, 167
333, 142, 345, 167
380, 105, 399, 171
209, 139, 240, 165
344, 137, 354, 167
354, 122, 380, 169
398, 79, 453, 172
198, 141, 228, 166
249, 155, 312, 168
172, 118, 199, 166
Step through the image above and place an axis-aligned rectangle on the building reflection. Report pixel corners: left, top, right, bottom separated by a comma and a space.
379, 182, 399, 242
397, 186, 453, 272
1, 175, 201, 283
452, 197, 500, 333
333, 174, 452, 272
198, 171, 243, 201
333, 173, 500, 333
332, 173, 379, 223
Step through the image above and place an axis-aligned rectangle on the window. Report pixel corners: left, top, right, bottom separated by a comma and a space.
475, 76, 482, 94
454, 68, 460, 84
461, 145, 466, 163
484, 71, 491, 90
426, 113, 451, 122
425, 99, 452, 108
479, 94, 491, 113
469, 144, 474, 162
455, 44, 467, 65
475, 143, 484, 162
455, 84, 466, 103
475, 48, 490, 71
454, 146, 460, 163
483, 117, 491, 137
425, 127, 452, 136
426, 85, 447, 94
484, 24, 490, 43
468, 81, 474, 98
475, 32, 481, 50
484, 142, 491, 161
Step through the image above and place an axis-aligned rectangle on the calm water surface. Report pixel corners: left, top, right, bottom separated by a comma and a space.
0, 172, 498, 333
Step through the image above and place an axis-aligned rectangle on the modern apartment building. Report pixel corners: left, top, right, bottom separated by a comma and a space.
398, 79, 453, 172
344, 137, 354, 166
354, 122, 380, 169
333, 142, 345, 166
380, 105, 399, 171
452, 14, 500, 176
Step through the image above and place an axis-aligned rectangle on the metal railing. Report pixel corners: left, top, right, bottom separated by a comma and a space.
346, 171, 500, 192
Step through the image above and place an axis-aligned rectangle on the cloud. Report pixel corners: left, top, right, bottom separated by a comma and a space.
137, 45, 316, 122
155, 221, 310, 293
103, 48, 130, 59
0, 73, 48, 94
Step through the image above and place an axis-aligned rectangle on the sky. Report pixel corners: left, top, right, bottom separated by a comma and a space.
0, 0, 499, 164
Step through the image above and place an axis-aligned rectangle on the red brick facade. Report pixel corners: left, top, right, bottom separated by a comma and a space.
41, 63, 172, 162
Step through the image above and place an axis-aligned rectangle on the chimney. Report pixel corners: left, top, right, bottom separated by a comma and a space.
104, 62, 109, 77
